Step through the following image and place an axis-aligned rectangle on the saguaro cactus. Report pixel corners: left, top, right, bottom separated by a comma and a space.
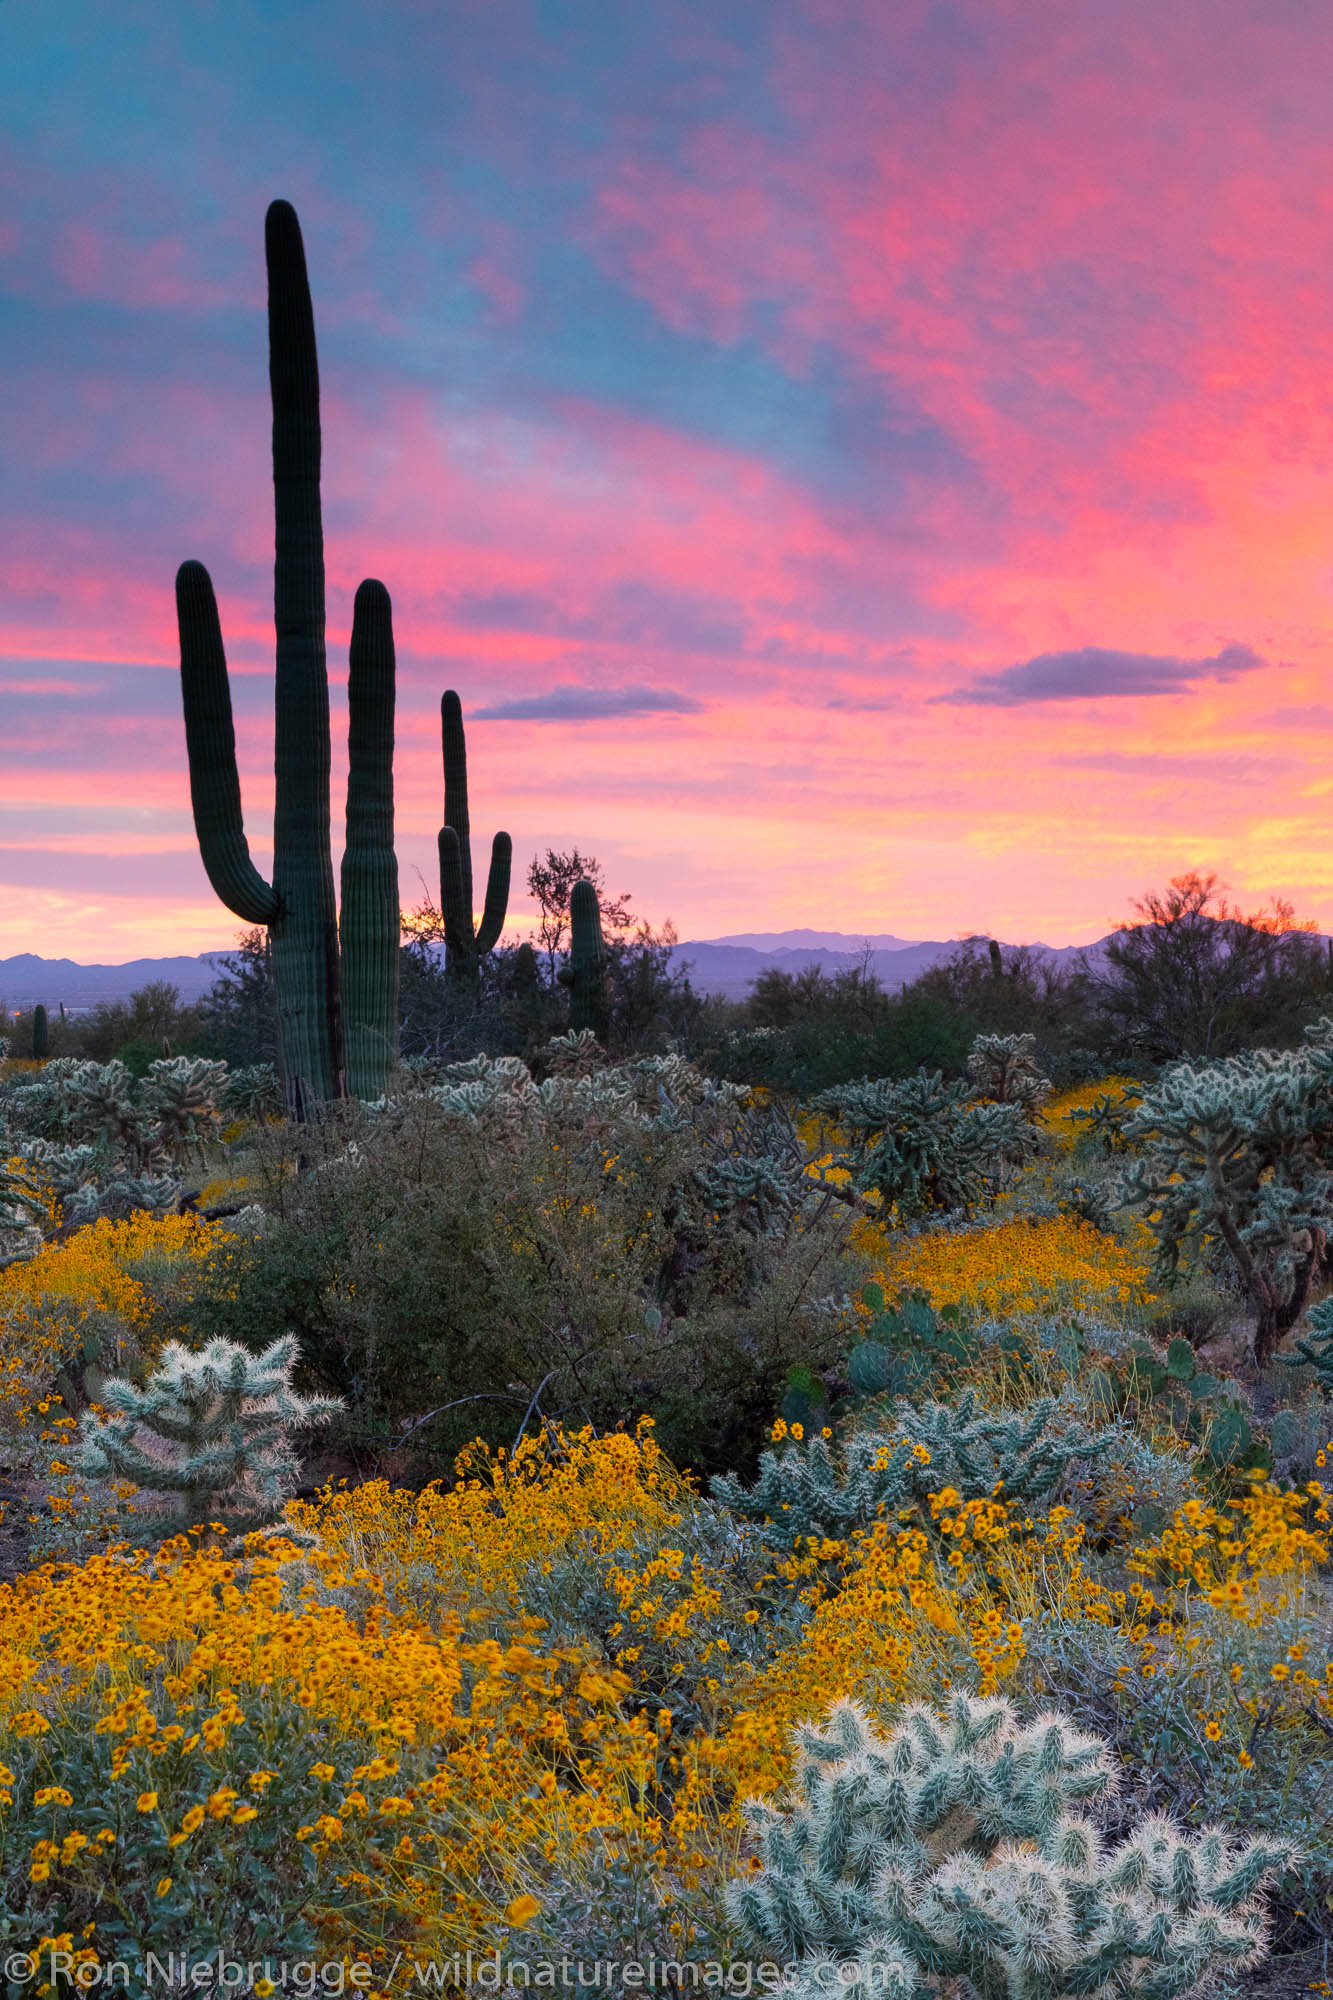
176, 200, 400, 1112
438, 690, 511, 985
31, 1005, 48, 1060
561, 876, 608, 1041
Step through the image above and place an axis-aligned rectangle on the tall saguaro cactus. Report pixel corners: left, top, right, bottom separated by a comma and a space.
176, 200, 400, 1112
438, 690, 511, 984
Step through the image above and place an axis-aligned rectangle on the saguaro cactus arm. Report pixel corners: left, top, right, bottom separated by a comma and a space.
341, 579, 400, 1099
176, 560, 282, 927
439, 690, 511, 973
476, 831, 512, 953
441, 689, 474, 915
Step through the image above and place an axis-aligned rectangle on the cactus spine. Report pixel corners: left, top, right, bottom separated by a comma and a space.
565, 876, 608, 1041
438, 690, 511, 984
341, 581, 399, 1098
177, 200, 400, 1112
31, 1005, 48, 1060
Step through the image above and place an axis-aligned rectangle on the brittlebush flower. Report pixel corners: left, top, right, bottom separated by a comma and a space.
506, 1895, 541, 1928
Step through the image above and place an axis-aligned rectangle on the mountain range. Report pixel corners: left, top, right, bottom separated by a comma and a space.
0, 931, 1106, 1010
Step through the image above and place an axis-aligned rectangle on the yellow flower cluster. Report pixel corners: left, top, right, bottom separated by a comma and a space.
1108, 1475, 1333, 1751
0, 1211, 230, 1433
0, 1422, 1118, 1965
852, 1212, 1156, 1323
1039, 1076, 1139, 1151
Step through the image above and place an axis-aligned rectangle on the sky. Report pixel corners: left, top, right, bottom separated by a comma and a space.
6, 0, 1333, 961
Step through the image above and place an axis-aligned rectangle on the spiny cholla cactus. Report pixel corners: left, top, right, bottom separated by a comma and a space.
1284, 1295, 1333, 1399
0, 1155, 47, 1267
541, 1028, 606, 1077
220, 1061, 283, 1121
967, 1033, 1053, 1119
141, 1056, 227, 1149
3, 1057, 230, 1180
712, 1393, 1111, 1548
1122, 1019, 1333, 1365
815, 1071, 1035, 1220
730, 1693, 1294, 2000
64, 1172, 183, 1226
75, 1334, 340, 1533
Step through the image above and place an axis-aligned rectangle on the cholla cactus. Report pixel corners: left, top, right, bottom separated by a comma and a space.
0, 1154, 48, 1267
1284, 1295, 1333, 1398
694, 1154, 802, 1237
141, 1055, 227, 1150
541, 1028, 607, 1076
61, 1059, 143, 1150
75, 1333, 340, 1533
1122, 1023, 1333, 1364
730, 1693, 1294, 2000
815, 1071, 1035, 1220
712, 1393, 1110, 1547
220, 1062, 282, 1121
967, 1032, 1053, 1118
65, 1172, 183, 1225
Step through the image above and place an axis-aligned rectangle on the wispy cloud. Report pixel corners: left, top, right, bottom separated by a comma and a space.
935, 643, 1266, 707
471, 684, 706, 721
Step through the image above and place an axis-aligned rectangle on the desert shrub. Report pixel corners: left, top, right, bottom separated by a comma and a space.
712, 984, 978, 1095
1018, 1475, 1333, 1949
12, 1400, 1306, 1971
183, 1054, 858, 1476
0, 1212, 235, 1425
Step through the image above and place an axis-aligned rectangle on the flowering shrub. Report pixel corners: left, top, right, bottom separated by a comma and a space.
0, 1422, 1141, 1969
0, 1212, 231, 1437
852, 1212, 1156, 1326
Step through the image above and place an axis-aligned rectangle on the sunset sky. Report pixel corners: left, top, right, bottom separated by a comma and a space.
6, 0, 1333, 961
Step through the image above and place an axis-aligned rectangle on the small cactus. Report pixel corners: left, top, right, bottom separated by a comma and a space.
967, 1031, 1052, 1116
75, 1333, 340, 1534
1283, 1295, 1333, 1399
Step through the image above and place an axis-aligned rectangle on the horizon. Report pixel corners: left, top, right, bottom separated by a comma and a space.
7, 4, 1333, 958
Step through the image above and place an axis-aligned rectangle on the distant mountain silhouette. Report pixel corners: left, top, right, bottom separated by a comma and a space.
0, 930, 1107, 1010
0, 951, 230, 1011
665, 930, 1105, 999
